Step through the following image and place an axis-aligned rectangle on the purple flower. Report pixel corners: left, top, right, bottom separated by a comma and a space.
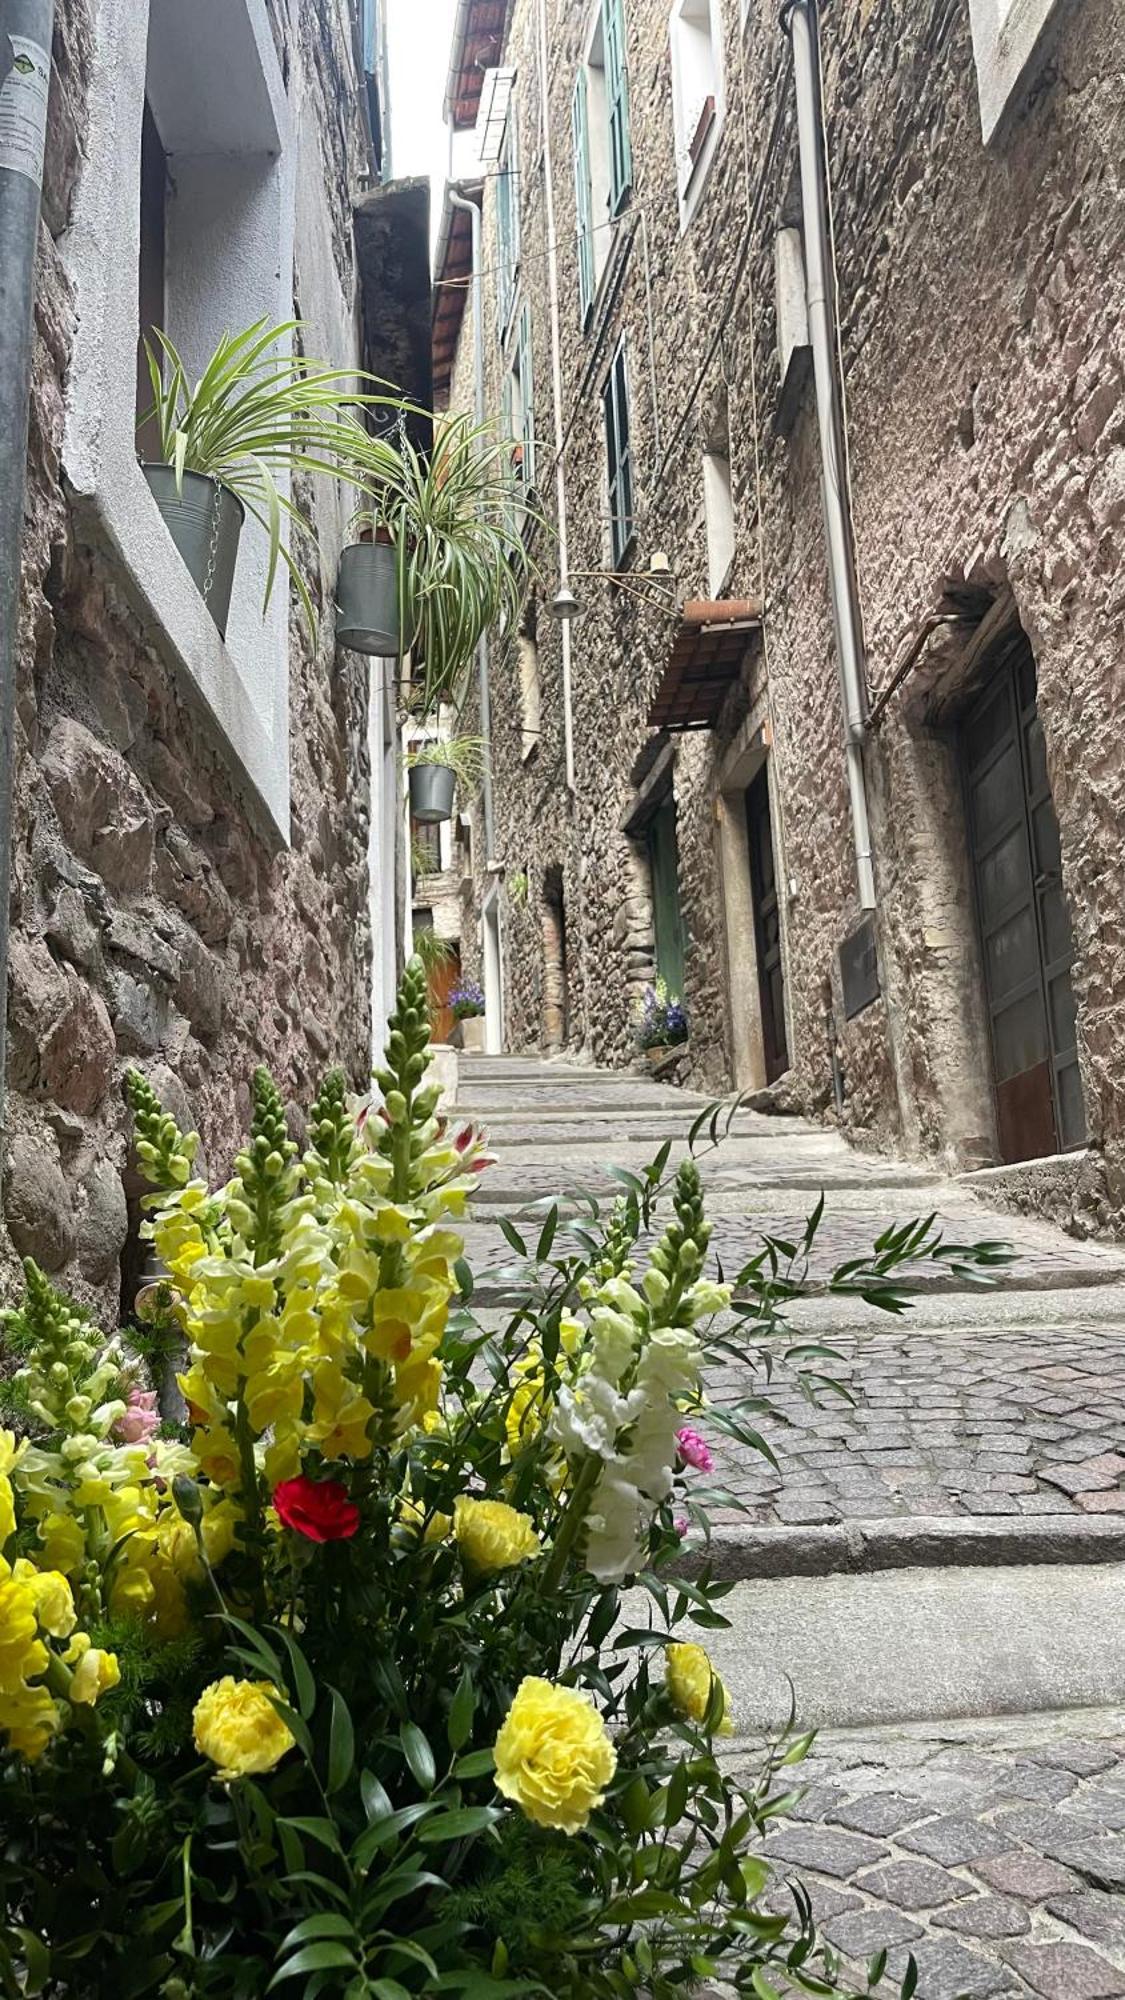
676, 1425, 713, 1474
674, 1516, 691, 1538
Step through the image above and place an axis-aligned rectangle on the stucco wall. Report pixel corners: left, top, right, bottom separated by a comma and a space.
3, 0, 376, 1320
456, 0, 1125, 1227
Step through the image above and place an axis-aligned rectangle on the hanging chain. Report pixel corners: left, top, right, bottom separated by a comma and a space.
202, 476, 224, 606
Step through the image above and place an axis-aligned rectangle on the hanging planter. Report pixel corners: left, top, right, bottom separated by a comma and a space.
408, 761, 456, 824
142, 465, 244, 638
335, 536, 400, 656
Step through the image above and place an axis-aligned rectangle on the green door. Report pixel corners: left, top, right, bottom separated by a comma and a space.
647, 799, 687, 999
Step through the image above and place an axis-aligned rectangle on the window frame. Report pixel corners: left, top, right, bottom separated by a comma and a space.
968, 0, 1067, 143
495, 100, 522, 338
572, 0, 632, 329
603, 339, 635, 569
668, 0, 726, 232
62, 0, 296, 843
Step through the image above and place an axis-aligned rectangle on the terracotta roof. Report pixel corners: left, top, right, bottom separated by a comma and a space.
432, 182, 482, 406
444, 0, 511, 129
647, 599, 763, 732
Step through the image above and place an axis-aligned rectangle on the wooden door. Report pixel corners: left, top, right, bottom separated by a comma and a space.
961, 639, 1084, 1162
646, 798, 687, 999
745, 764, 789, 1083
428, 942, 461, 1045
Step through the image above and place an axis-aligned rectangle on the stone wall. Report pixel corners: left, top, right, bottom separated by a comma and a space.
4, 0, 376, 1323
454, 0, 1125, 1225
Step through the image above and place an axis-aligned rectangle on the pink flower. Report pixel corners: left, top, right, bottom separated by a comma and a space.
676, 1426, 713, 1474
453, 1123, 497, 1175
115, 1386, 160, 1445
675, 1516, 691, 1538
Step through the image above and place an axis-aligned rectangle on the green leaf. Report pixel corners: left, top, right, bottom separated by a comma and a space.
278, 1915, 357, 1953
400, 1719, 436, 1791
454, 1748, 496, 1779
326, 1685, 355, 1795
371, 1983, 412, 2000
352, 1802, 442, 1868
498, 1218, 527, 1257
268, 1943, 358, 1989
275, 1626, 317, 1720
417, 1806, 501, 1843
448, 1669, 476, 1753
536, 1206, 558, 1260
277, 1816, 344, 1856
361, 1769, 393, 1821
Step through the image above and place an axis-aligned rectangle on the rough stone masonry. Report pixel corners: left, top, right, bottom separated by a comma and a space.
3, 0, 377, 1323
446, 0, 1125, 1235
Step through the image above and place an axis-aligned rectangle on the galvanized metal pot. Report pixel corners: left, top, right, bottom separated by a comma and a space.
142, 465, 244, 639
409, 762, 456, 824
335, 539, 400, 655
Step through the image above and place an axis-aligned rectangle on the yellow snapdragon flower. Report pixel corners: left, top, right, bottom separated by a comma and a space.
494, 1678, 616, 1834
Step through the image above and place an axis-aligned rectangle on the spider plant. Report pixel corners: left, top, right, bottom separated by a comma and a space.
140, 318, 405, 634
412, 927, 457, 974
401, 734, 485, 786
352, 413, 538, 718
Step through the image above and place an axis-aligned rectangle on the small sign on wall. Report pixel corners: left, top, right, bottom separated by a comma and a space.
839, 914, 881, 1021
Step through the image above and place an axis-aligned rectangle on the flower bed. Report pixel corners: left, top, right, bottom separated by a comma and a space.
0, 960, 1003, 1997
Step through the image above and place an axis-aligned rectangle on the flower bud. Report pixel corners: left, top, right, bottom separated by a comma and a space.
172, 1474, 204, 1527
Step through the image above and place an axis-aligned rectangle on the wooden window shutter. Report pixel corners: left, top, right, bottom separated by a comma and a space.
603, 0, 633, 215
571, 72, 595, 324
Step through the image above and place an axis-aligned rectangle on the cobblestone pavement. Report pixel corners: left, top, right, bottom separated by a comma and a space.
458, 1056, 1125, 1998
754, 1707, 1125, 1998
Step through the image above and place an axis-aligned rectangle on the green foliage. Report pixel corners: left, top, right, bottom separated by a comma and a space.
0, 989, 1012, 2000
402, 734, 485, 786
361, 414, 538, 720
140, 318, 408, 636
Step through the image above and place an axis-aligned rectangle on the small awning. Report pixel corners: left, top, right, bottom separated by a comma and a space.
444, 0, 511, 129
647, 599, 762, 731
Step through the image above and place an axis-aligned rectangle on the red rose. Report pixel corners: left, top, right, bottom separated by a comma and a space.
273, 1475, 360, 1543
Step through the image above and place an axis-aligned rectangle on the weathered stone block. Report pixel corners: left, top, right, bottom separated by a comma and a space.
41, 970, 116, 1115
40, 718, 155, 895
76, 1158, 129, 1283
4, 1130, 76, 1271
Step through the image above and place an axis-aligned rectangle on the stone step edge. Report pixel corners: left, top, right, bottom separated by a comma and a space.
466, 1262, 1125, 1304
691, 1514, 1125, 1583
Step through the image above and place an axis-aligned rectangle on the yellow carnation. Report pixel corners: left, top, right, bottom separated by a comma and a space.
494, 1677, 616, 1835
69, 1647, 120, 1706
453, 1497, 540, 1574
193, 1677, 295, 1782
665, 1642, 733, 1736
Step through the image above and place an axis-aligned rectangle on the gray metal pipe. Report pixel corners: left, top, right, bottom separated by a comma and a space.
448, 185, 495, 862
783, 0, 876, 911
0, 0, 54, 1130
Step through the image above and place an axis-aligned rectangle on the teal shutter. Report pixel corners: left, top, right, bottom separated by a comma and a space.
496, 105, 520, 333
501, 368, 517, 534
518, 304, 535, 487
603, 0, 632, 215
571, 72, 595, 324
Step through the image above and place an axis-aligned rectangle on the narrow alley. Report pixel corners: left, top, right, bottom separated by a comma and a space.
459, 1053, 1125, 2000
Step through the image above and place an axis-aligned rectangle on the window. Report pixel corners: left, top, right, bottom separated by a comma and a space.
603, 341, 634, 567
968, 0, 1066, 143
646, 797, 687, 998
702, 449, 734, 598
774, 224, 812, 432
496, 103, 521, 335
517, 601, 541, 760
63, 0, 295, 839
501, 304, 536, 534
136, 101, 167, 460
669, 0, 725, 230
572, 0, 633, 324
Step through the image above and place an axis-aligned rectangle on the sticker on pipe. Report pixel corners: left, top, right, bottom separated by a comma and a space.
0, 36, 50, 188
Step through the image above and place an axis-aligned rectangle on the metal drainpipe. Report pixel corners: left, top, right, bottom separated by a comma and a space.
0, 0, 54, 1137
536, 0, 576, 793
448, 186, 496, 861
783, 0, 876, 911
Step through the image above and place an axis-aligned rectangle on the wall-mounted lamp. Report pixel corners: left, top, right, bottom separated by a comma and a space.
548, 557, 679, 624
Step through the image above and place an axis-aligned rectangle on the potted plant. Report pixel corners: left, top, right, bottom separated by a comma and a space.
139, 318, 401, 638
635, 978, 690, 1066
339, 412, 532, 700
403, 734, 483, 826
451, 975, 487, 1051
